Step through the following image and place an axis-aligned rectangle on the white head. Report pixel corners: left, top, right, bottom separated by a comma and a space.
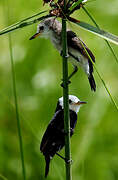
59, 95, 86, 114
29, 18, 61, 40
82, 0, 88, 3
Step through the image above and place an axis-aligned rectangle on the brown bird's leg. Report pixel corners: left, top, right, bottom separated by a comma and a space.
60, 50, 78, 87
68, 65, 78, 80
60, 65, 78, 87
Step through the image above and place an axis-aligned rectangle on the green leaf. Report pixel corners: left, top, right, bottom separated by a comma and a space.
7, 1, 26, 179
68, 17, 118, 45
0, 11, 49, 36
69, 0, 83, 12
0, 174, 8, 180
82, 6, 118, 64
79, 36, 118, 111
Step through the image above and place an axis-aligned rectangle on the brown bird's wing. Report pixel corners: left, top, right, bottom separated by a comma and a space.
67, 30, 95, 62
67, 30, 96, 91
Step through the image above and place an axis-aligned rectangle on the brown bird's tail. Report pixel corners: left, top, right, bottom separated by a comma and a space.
88, 74, 96, 91
45, 156, 51, 178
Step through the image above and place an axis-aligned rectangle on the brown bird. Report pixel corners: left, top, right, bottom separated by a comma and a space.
30, 17, 96, 91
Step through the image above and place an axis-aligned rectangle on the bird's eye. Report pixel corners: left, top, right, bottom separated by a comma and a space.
40, 26, 44, 31
69, 99, 72, 104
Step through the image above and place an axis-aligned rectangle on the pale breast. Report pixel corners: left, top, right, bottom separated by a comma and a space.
68, 47, 90, 76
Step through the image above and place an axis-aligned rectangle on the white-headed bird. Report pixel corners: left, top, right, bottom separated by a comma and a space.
40, 95, 86, 177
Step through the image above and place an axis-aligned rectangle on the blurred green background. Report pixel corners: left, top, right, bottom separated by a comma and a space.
0, 0, 118, 180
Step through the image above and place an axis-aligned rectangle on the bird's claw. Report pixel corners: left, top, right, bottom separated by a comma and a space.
70, 128, 74, 134
65, 54, 69, 58
60, 51, 69, 58
60, 80, 71, 88
65, 158, 73, 164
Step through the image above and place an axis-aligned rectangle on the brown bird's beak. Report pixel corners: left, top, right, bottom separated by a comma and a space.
74, 101, 87, 105
29, 32, 41, 40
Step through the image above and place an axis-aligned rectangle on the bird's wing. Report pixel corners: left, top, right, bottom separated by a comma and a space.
40, 109, 64, 154
67, 30, 95, 62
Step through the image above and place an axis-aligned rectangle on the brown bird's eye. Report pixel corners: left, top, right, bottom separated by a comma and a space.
40, 26, 44, 31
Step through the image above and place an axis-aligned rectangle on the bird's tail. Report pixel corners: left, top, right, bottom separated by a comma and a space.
45, 156, 51, 178
88, 74, 96, 91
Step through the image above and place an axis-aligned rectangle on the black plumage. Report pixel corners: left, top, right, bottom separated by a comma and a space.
40, 100, 77, 177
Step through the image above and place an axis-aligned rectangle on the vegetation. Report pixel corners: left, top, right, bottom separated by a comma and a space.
0, 0, 118, 180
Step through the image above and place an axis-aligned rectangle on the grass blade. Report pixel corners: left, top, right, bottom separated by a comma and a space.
68, 17, 118, 45
69, 0, 83, 11
82, 6, 118, 64
8, 34, 26, 180
0, 174, 8, 180
6, 1, 26, 179
1, 10, 47, 34
0, 87, 41, 145
105, 40, 118, 63
79, 39, 118, 111
93, 65, 118, 111
0, 14, 51, 36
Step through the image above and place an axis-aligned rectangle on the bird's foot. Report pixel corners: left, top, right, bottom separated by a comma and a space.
65, 158, 73, 164
56, 153, 73, 164
60, 51, 69, 58
60, 80, 71, 88
70, 128, 74, 134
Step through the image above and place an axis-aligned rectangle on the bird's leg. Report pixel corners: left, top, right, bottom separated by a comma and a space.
61, 66, 78, 87
56, 153, 73, 164
60, 51, 78, 87
67, 52, 79, 80
60, 50, 69, 58
56, 153, 66, 161
60, 80, 71, 88
70, 127, 74, 136
68, 65, 78, 80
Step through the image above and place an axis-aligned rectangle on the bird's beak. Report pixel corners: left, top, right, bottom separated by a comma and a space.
74, 101, 87, 105
29, 32, 41, 40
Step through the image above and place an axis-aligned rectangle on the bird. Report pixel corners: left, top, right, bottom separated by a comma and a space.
29, 17, 96, 91
40, 95, 86, 177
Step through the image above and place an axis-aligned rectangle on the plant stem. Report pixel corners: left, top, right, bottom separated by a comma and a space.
82, 6, 118, 64
62, 0, 72, 180
1, 10, 47, 34
0, 14, 51, 36
0, 174, 8, 180
8, 34, 26, 180
6, 1, 26, 179
79, 38, 118, 111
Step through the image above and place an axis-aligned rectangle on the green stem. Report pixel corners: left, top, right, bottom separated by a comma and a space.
8, 34, 26, 180
82, 6, 118, 64
82, 7, 118, 110
69, 0, 83, 12
0, 174, 8, 180
0, 14, 52, 36
79, 39, 118, 111
1, 10, 47, 34
6, 1, 26, 179
62, 1, 72, 180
